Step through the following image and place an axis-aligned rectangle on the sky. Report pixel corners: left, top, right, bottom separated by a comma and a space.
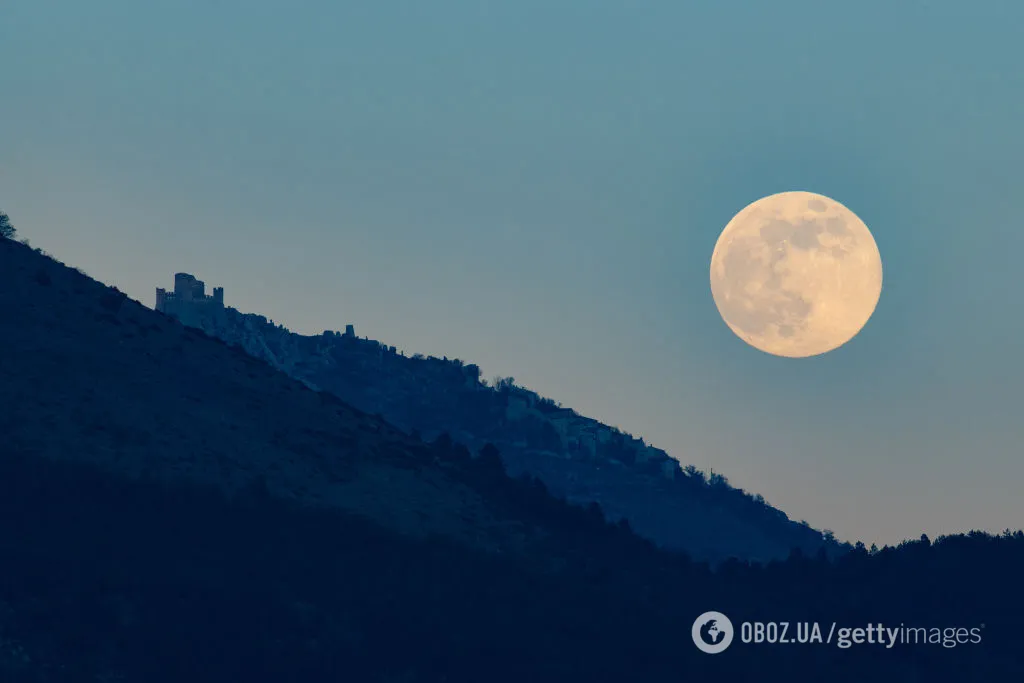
2, 0, 1022, 547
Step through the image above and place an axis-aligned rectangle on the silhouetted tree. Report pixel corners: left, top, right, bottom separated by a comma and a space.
493, 376, 516, 392
682, 464, 706, 484
709, 471, 729, 488
0, 210, 14, 239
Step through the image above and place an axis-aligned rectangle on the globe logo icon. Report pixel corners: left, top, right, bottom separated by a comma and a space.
692, 611, 734, 654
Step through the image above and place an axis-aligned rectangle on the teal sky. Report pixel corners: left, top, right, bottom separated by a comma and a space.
3, 0, 1022, 547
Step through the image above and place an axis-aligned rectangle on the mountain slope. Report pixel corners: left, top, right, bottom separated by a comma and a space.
0, 239, 624, 557
4, 432, 1023, 682
160, 271, 835, 562
2, 239, 1023, 682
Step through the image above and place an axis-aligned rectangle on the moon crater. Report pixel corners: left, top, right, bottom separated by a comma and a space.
710, 191, 883, 358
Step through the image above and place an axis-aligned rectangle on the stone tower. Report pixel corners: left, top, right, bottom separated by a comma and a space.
156, 272, 226, 327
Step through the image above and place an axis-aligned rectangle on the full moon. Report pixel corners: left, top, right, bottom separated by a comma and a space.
710, 191, 883, 358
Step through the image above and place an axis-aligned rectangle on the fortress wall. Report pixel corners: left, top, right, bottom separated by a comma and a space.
157, 274, 226, 325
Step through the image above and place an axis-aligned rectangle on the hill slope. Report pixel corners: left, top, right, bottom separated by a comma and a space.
2, 238, 1023, 681
157, 270, 835, 562
0, 238, 608, 557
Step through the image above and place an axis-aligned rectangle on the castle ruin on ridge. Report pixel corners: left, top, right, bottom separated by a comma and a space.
155, 273, 226, 327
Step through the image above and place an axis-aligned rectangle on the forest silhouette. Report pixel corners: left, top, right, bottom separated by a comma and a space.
1, 443, 1022, 681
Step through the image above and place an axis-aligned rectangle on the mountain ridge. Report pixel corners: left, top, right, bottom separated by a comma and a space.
153, 269, 838, 562
0, 239, 556, 557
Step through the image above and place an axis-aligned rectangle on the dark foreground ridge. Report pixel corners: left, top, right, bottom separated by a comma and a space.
151, 270, 837, 563
3, 450, 1023, 682
2, 238, 1023, 681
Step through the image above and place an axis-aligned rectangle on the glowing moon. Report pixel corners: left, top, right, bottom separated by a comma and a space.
710, 191, 883, 358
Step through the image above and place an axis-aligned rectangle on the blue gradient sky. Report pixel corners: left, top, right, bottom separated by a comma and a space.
3, 0, 1022, 547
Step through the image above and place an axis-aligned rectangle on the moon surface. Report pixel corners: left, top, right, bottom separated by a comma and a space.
710, 191, 883, 358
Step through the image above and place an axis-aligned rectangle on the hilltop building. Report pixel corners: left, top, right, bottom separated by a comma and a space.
156, 273, 226, 327
156, 272, 359, 340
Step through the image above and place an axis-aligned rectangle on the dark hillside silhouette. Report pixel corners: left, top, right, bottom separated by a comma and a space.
0, 237, 658, 559
2, 239, 1022, 680
1, 439, 1023, 681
